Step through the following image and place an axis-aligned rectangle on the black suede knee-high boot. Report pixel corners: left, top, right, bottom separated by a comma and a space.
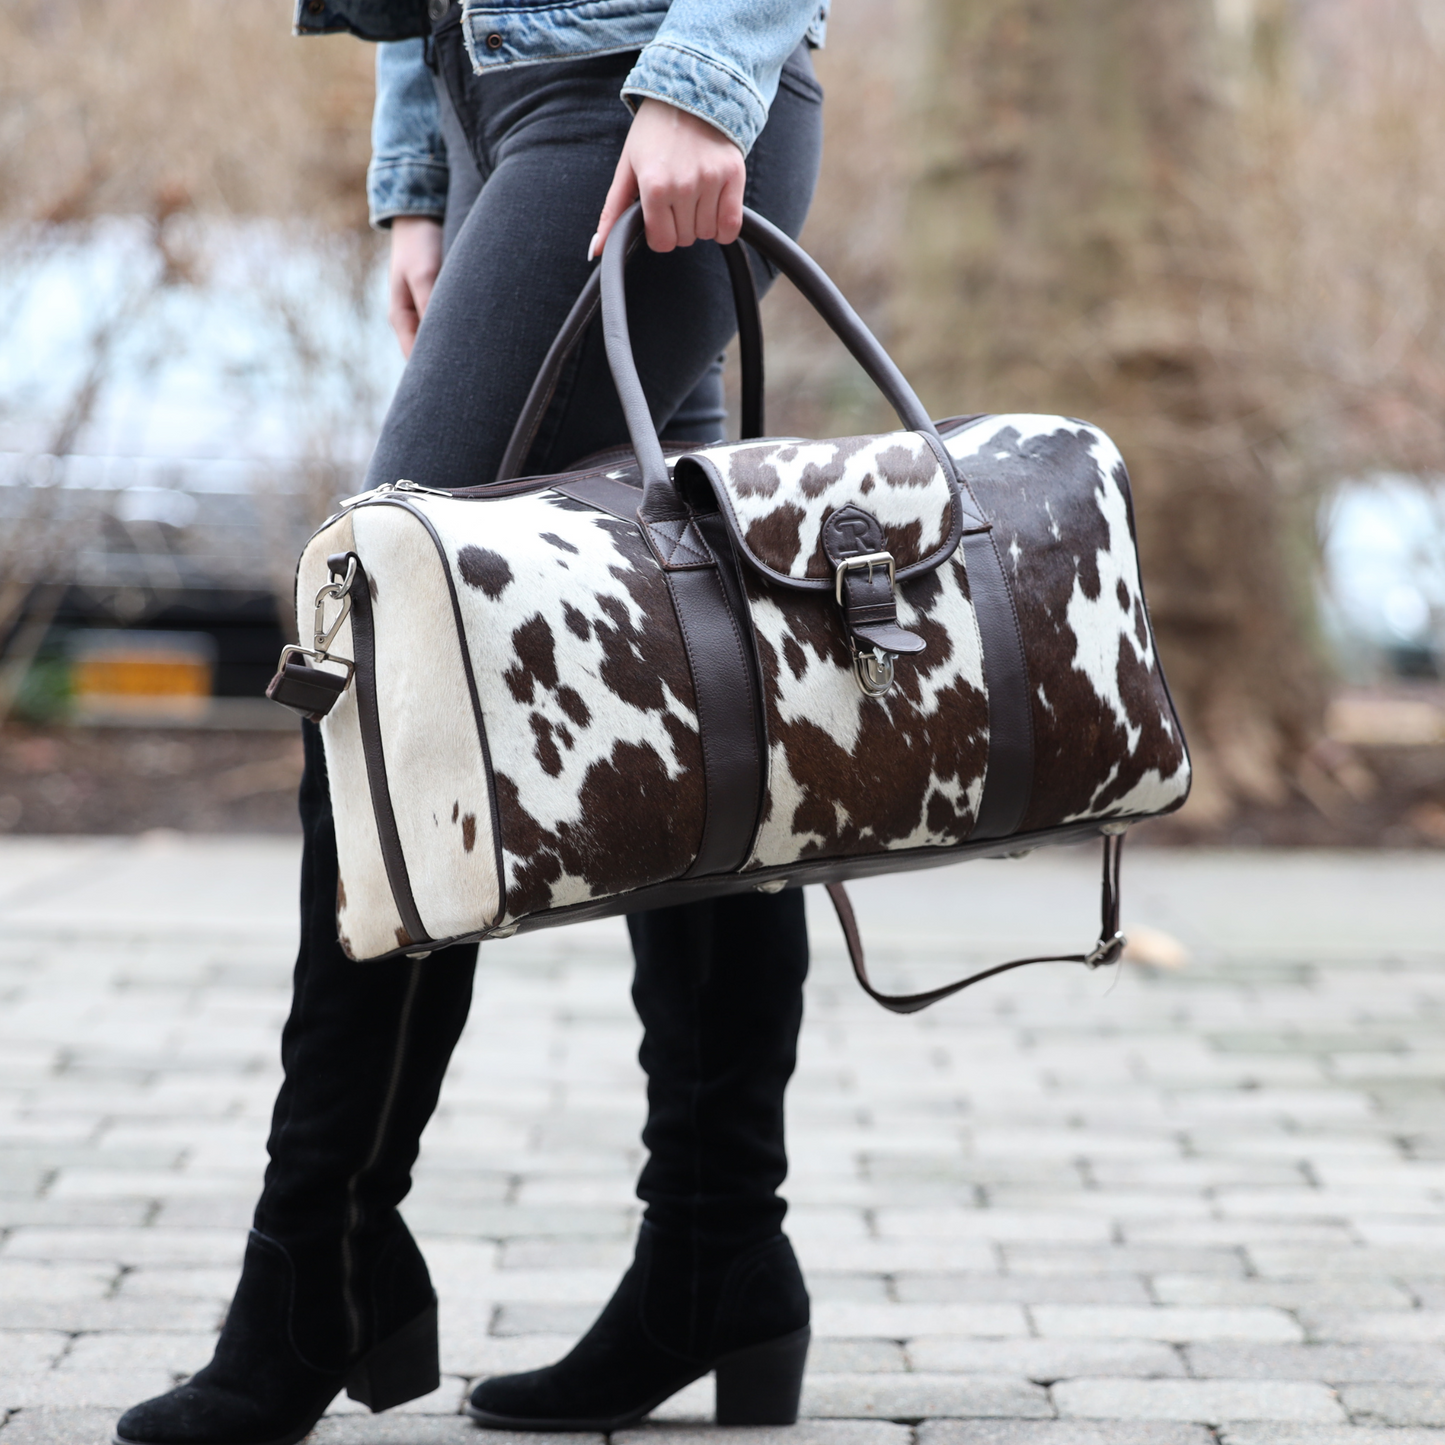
117, 723, 478, 1445
468, 889, 811, 1432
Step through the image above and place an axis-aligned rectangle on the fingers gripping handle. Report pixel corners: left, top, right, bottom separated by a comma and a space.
592, 203, 963, 523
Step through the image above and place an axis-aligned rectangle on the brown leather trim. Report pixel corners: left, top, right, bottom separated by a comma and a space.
663, 548, 765, 879
694, 508, 770, 859
357, 500, 509, 926
352, 814, 1119, 962
550, 472, 649, 523
673, 451, 971, 594
345, 554, 429, 947
962, 529, 1035, 840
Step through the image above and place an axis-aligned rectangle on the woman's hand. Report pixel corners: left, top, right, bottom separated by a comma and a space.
592, 98, 746, 257
388, 216, 444, 358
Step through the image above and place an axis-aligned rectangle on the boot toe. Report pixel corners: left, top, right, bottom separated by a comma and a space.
115, 1379, 330, 1445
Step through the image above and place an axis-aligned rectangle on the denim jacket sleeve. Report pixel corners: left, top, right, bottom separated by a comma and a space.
367, 38, 449, 230
621, 0, 828, 156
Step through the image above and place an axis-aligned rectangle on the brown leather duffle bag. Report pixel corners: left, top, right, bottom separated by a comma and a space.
267, 205, 1191, 1010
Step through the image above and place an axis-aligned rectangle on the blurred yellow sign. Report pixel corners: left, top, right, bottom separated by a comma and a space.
68, 631, 215, 724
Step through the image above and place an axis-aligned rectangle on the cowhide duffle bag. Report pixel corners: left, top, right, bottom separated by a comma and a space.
266, 203, 1191, 1011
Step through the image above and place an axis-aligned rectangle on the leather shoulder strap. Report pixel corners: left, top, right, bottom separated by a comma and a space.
826, 834, 1127, 1013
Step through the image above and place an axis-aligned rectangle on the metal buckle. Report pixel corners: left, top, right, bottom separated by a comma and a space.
833, 551, 896, 606
853, 648, 896, 698
314, 556, 357, 655
1084, 931, 1127, 969
277, 643, 355, 688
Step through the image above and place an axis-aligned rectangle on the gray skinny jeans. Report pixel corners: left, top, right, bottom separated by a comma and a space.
363, 23, 824, 487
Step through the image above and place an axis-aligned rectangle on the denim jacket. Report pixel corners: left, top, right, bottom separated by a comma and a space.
296, 0, 827, 228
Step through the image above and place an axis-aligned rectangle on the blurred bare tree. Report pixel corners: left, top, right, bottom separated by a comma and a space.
0, 0, 373, 228
896, 0, 1328, 824
0, 0, 381, 689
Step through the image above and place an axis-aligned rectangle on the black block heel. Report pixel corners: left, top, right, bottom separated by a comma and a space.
714, 1324, 810, 1425
345, 1300, 440, 1412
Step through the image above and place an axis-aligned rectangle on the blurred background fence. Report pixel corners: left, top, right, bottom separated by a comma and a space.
1, 0, 1443, 842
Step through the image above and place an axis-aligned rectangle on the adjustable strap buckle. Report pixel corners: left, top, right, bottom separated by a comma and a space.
833, 551, 896, 606
1084, 931, 1127, 969
833, 551, 920, 699
266, 555, 359, 721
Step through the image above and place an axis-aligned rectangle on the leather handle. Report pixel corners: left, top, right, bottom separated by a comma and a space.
827, 834, 1128, 1014
591, 203, 960, 522
496, 225, 766, 483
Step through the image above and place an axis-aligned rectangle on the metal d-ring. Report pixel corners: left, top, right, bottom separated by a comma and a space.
277, 643, 355, 688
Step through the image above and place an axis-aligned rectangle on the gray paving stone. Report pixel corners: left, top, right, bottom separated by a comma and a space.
896, 1272, 1152, 1305
312, 1423, 585, 1445
0, 1229, 243, 1267
0, 1408, 117, 1445
919, 1425, 1215, 1445
1054, 1378, 1347, 1423
0, 1299, 224, 1332
1219, 1428, 1445, 1444
1033, 1306, 1301, 1343
812, 1303, 1027, 1340
1001, 1246, 1246, 1276
0, 1202, 152, 1229
1302, 1310, 1445, 1343
800, 1372, 1050, 1419
1189, 1343, 1445, 1384
1342, 1384, 1445, 1426
808, 1340, 910, 1374
810, 1274, 893, 1303
57, 1333, 217, 1374
0, 1371, 176, 1408
617, 1425, 910, 1445
0, 1336, 69, 1375
490, 1303, 598, 1336
906, 1338, 1183, 1378
1152, 1274, 1414, 1310
0, 1263, 117, 1301
438, 1329, 575, 1379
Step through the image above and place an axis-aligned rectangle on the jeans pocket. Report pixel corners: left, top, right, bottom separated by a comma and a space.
777, 44, 824, 106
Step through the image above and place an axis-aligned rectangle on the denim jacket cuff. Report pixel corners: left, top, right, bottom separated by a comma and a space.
621, 41, 765, 155
367, 156, 450, 230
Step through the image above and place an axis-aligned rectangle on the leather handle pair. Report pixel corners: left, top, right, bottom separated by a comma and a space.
496, 225, 765, 482
596, 203, 954, 522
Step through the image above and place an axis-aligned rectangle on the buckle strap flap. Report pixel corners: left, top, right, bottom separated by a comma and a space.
673, 431, 987, 592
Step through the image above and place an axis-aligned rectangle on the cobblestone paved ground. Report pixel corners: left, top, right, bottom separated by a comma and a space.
2, 835, 1444, 1445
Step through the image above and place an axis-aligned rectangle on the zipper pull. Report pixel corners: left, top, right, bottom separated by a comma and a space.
393, 479, 455, 497
338, 478, 453, 507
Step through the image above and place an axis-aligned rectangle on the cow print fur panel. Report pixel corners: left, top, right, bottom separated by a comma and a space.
942, 415, 1191, 829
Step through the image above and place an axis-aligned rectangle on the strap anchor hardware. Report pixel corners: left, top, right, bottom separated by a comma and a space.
314, 555, 357, 657
854, 647, 896, 698
835, 552, 905, 698
1084, 931, 1127, 969
264, 555, 358, 722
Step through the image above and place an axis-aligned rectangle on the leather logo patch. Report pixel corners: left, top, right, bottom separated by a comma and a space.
822, 506, 885, 565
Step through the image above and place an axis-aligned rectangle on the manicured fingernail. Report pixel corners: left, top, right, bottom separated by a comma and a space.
587, 233, 600, 261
